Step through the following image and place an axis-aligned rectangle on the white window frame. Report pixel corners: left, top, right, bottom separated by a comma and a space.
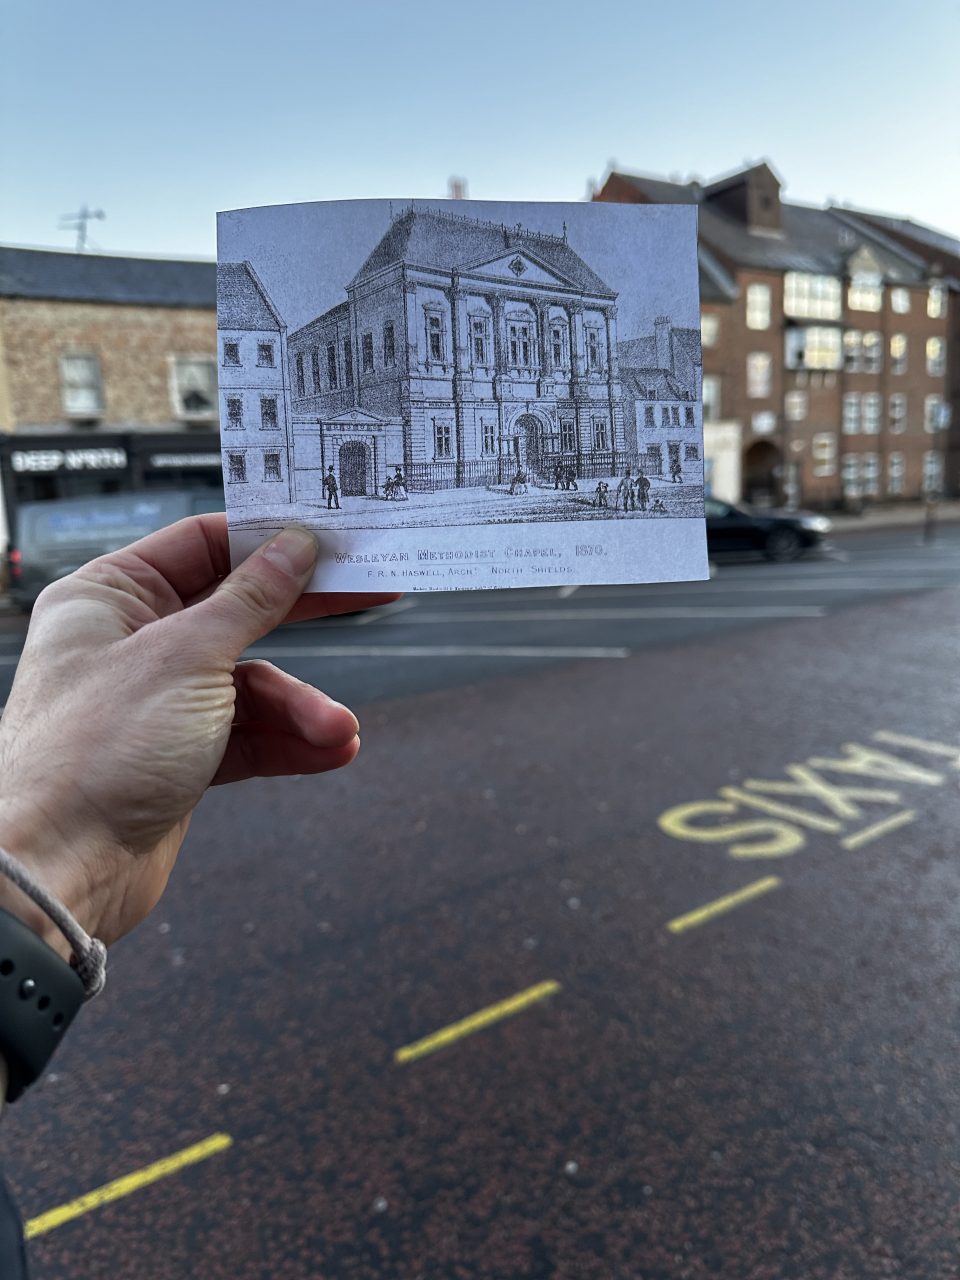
890, 334, 907, 376
891, 288, 911, 314
785, 327, 842, 371
862, 331, 882, 374
928, 284, 946, 319
848, 274, 883, 312
169, 356, 217, 421
812, 432, 837, 477
924, 394, 944, 432
746, 351, 772, 398
783, 272, 842, 320
59, 353, 104, 417
842, 393, 861, 435
700, 313, 720, 347
887, 451, 905, 495
702, 375, 721, 423
923, 450, 943, 494
926, 337, 945, 377
841, 453, 862, 498
746, 283, 772, 330
889, 393, 907, 434
784, 390, 807, 422
862, 392, 882, 434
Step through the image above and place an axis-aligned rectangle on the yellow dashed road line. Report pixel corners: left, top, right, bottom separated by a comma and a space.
25, 1133, 233, 1239
667, 876, 782, 934
395, 980, 562, 1064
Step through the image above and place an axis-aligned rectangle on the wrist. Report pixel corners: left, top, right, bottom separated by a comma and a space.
0, 808, 108, 963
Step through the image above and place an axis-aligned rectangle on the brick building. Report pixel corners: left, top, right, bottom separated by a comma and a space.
596, 163, 953, 507
0, 246, 222, 544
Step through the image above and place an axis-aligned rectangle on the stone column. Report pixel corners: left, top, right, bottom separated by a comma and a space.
604, 305, 620, 470
449, 278, 466, 487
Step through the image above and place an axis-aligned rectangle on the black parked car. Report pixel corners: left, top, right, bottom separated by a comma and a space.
704, 498, 831, 561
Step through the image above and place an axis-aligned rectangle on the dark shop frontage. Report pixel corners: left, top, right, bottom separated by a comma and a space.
0, 431, 224, 543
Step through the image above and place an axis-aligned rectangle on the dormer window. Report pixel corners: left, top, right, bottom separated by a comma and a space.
848, 273, 882, 312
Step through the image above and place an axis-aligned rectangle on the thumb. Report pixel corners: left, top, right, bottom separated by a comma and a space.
185, 527, 319, 659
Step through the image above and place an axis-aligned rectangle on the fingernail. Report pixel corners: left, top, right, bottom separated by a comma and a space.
262, 527, 318, 577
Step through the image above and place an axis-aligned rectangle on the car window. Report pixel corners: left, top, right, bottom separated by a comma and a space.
704, 499, 731, 518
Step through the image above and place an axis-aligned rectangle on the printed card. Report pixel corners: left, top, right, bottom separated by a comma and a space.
217, 198, 707, 590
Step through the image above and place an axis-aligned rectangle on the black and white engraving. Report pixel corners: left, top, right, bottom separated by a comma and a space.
218, 198, 707, 590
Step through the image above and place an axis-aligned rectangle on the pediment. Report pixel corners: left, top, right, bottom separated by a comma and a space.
463, 250, 573, 289
326, 409, 390, 427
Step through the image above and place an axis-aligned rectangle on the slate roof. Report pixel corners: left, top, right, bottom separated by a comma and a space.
350, 207, 617, 298
217, 262, 283, 330
0, 245, 215, 308
605, 171, 925, 283
288, 299, 350, 341
836, 209, 960, 282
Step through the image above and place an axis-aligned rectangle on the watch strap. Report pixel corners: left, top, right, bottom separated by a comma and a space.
0, 908, 84, 1102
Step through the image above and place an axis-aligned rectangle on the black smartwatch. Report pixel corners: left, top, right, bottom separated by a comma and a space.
0, 908, 84, 1102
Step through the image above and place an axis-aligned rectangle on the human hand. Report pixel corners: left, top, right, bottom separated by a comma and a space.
0, 515, 398, 959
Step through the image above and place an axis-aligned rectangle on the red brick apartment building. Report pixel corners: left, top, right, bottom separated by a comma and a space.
596, 163, 956, 508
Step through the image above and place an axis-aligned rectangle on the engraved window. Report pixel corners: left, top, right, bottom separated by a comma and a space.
264, 452, 282, 482
260, 397, 278, 430
592, 417, 608, 450
509, 321, 532, 367
644, 405, 656, 428
327, 343, 338, 389
383, 322, 396, 368
434, 419, 452, 458
661, 406, 671, 427
256, 341, 275, 367
551, 323, 566, 366
225, 396, 243, 430
227, 452, 246, 483
343, 338, 353, 387
295, 352, 305, 396
472, 317, 489, 365
427, 313, 444, 361
684, 405, 695, 427
482, 419, 496, 454
222, 341, 240, 366
684, 444, 700, 461
586, 327, 602, 371
361, 332, 374, 373
560, 419, 576, 452
311, 348, 321, 392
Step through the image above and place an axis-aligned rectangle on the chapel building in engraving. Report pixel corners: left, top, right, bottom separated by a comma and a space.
286, 207, 625, 497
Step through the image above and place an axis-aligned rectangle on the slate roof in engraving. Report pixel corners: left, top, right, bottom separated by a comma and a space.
288, 299, 350, 342
217, 262, 283, 330
0, 245, 215, 307
350, 207, 617, 298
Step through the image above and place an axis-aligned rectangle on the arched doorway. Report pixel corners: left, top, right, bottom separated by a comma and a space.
515, 413, 549, 480
743, 440, 782, 507
339, 441, 369, 496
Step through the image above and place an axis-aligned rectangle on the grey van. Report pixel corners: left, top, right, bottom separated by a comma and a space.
8, 488, 225, 609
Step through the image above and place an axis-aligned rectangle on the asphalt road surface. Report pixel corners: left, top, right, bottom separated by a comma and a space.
2, 526, 960, 1279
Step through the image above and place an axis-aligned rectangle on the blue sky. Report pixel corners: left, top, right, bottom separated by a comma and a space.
2, 0, 958, 258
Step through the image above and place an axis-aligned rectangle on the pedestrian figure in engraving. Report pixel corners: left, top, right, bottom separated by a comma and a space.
670, 457, 683, 484
651, 496, 667, 513
509, 466, 528, 495
616, 469, 636, 513
324, 465, 340, 509
564, 463, 578, 492
594, 480, 609, 508
637, 471, 651, 512
554, 460, 564, 490
385, 465, 407, 500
